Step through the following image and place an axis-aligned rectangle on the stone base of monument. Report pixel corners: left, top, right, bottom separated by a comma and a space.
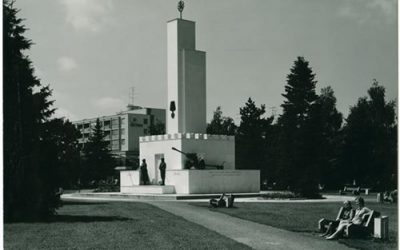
120, 134, 261, 195
166, 170, 260, 194
120, 185, 175, 194
120, 169, 260, 194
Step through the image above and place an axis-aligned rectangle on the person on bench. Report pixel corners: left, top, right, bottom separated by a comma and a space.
384, 190, 397, 203
320, 200, 354, 237
326, 197, 371, 240
209, 193, 227, 208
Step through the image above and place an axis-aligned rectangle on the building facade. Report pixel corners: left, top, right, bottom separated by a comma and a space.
73, 106, 165, 166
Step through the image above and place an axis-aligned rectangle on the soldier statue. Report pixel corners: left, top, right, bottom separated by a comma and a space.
140, 159, 149, 185
159, 158, 167, 185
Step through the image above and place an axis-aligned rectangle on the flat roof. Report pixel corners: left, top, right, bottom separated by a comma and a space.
167, 18, 195, 23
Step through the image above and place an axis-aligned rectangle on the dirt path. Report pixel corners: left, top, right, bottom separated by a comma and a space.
148, 201, 355, 250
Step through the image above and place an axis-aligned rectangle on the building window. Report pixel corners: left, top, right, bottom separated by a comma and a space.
144, 118, 148, 124
112, 130, 119, 136
111, 140, 119, 150
111, 119, 119, 127
121, 139, 125, 145
144, 129, 148, 134
121, 128, 125, 135
121, 117, 126, 125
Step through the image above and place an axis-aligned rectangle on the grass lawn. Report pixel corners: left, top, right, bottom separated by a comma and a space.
192, 201, 398, 250
4, 201, 251, 250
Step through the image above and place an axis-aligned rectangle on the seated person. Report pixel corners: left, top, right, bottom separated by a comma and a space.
326, 197, 372, 240
384, 190, 397, 203
391, 190, 398, 203
209, 193, 227, 208
320, 200, 354, 237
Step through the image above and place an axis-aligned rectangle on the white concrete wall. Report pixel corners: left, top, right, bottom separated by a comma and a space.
181, 135, 235, 169
167, 170, 260, 194
120, 170, 140, 192
167, 20, 179, 134
140, 137, 184, 184
139, 135, 235, 184
165, 170, 190, 193
182, 50, 206, 133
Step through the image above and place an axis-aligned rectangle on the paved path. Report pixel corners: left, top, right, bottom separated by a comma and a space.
62, 193, 356, 203
61, 194, 356, 249
147, 201, 355, 250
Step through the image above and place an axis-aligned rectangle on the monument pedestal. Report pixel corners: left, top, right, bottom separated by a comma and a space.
121, 185, 175, 194
166, 169, 260, 194
119, 169, 260, 194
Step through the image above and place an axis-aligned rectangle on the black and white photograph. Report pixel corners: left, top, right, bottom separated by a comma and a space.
3, 0, 398, 249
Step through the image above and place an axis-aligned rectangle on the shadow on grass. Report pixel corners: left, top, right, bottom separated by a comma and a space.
61, 201, 108, 206
49, 214, 132, 223
6, 215, 133, 224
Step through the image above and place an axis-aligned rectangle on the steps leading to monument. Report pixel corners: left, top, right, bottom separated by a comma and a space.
121, 185, 175, 194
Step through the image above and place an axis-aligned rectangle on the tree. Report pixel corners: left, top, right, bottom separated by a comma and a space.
277, 57, 319, 197
207, 106, 236, 135
236, 98, 273, 183
82, 119, 116, 184
40, 118, 82, 189
341, 80, 397, 190
309, 87, 343, 188
3, 2, 60, 220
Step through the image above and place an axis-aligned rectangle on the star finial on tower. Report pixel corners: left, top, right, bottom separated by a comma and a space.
177, 0, 185, 19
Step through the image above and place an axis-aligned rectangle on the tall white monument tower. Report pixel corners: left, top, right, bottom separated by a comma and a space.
167, 19, 206, 134
120, 2, 260, 194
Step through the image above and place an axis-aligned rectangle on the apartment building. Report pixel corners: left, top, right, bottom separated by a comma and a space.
73, 106, 165, 166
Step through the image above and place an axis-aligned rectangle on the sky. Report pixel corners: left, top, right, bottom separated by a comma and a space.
15, 0, 398, 123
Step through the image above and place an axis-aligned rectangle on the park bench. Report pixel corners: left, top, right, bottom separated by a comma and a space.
341, 186, 371, 195
318, 206, 354, 232
209, 194, 235, 208
344, 210, 380, 238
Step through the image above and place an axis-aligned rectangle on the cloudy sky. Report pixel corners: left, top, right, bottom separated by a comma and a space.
16, 0, 397, 123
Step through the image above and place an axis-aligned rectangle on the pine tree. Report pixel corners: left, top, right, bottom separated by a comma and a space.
342, 80, 397, 190
83, 119, 116, 184
3, 1, 59, 220
309, 87, 343, 189
207, 106, 236, 135
41, 118, 82, 189
277, 57, 319, 197
236, 98, 273, 183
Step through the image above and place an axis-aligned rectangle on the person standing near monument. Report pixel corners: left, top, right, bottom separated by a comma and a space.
159, 158, 167, 185
140, 159, 149, 185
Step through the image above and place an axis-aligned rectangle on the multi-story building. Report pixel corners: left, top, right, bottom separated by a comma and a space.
73, 106, 165, 166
